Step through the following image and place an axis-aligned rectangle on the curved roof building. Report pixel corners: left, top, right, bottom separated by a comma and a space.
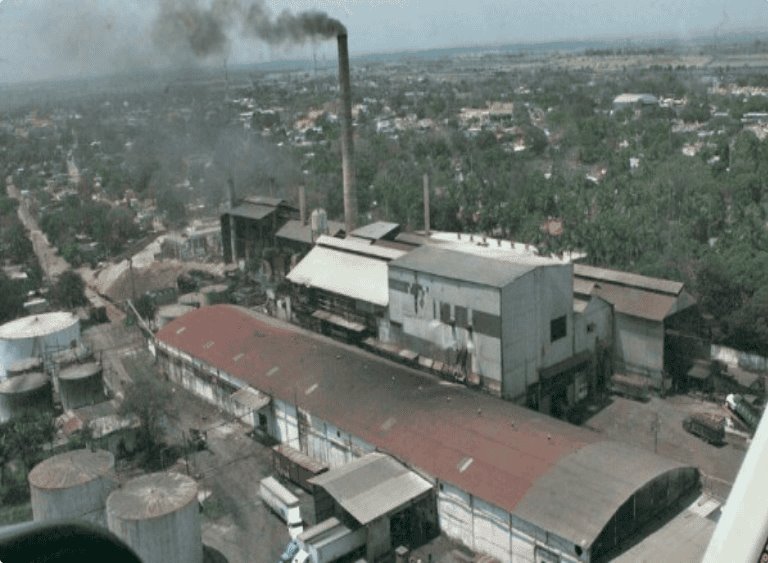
155, 305, 698, 561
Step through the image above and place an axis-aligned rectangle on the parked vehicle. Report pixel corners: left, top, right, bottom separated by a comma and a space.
272, 444, 329, 492
292, 517, 366, 563
725, 394, 762, 434
280, 539, 300, 563
259, 476, 303, 538
683, 412, 725, 445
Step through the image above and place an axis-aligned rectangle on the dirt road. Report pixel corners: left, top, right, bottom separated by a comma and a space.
5, 176, 124, 321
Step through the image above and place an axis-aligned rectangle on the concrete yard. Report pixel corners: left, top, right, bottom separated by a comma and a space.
582, 394, 747, 500
164, 383, 309, 563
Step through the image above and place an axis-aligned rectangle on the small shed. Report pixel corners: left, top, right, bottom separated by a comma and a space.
308, 452, 437, 561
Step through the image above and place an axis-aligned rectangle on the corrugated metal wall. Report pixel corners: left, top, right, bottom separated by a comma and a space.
613, 314, 664, 381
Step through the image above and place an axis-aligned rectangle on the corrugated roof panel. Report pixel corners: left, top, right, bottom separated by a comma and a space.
592, 283, 677, 322
287, 245, 390, 306
514, 441, 690, 547
316, 235, 406, 261
276, 220, 345, 245
350, 222, 401, 241
309, 453, 432, 525
227, 203, 275, 221
155, 305, 694, 548
574, 264, 683, 295
390, 245, 556, 288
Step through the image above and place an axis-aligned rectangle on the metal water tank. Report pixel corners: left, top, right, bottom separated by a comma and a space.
6, 357, 43, 378
0, 372, 52, 423
0, 312, 80, 377
106, 472, 202, 563
58, 362, 105, 411
155, 305, 195, 330
28, 448, 117, 526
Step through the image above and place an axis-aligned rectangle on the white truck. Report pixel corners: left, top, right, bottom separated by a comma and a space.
291, 517, 366, 563
259, 476, 303, 538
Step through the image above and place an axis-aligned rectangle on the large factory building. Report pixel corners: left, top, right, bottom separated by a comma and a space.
153, 305, 699, 562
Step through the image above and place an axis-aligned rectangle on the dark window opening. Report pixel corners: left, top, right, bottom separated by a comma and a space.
550, 315, 567, 342
258, 413, 268, 430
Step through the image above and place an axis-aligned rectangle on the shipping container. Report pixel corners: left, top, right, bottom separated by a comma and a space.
273, 444, 329, 492
259, 476, 303, 538
683, 412, 725, 445
292, 517, 366, 563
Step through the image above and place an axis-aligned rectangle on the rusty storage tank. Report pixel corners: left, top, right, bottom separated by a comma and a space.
0, 372, 52, 423
106, 472, 202, 563
155, 305, 194, 330
199, 284, 229, 306
0, 312, 80, 377
28, 448, 117, 526
58, 361, 105, 411
6, 356, 43, 378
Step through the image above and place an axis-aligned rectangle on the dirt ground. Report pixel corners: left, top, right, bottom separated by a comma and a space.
582, 394, 746, 500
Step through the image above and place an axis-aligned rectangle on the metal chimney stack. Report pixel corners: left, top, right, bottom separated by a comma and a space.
299, 185, 307, 226
337, 34, 357, 233
423, 173, 431, 236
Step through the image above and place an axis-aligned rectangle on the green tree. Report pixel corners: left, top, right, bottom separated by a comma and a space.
52, 271, 88, 309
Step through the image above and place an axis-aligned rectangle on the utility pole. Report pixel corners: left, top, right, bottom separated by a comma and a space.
652, 413, 661, 454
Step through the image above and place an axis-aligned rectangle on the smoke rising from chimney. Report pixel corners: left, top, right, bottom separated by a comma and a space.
153, 0, 346, 60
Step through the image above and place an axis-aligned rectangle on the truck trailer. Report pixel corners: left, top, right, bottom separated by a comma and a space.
272, 444, 329, 492
259, 476, 303, 538
292, 517, 366, 563
725, 393, 762, 434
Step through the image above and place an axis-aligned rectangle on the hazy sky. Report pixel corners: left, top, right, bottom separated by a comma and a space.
0, 0, 764, 84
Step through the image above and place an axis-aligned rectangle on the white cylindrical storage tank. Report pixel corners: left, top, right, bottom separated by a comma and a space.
199, 284, 229, 306
0, 372, 53, 423
0, 312, 80, 377
28, 448, 117, 526
58, 362, 105, 411
6, 357, 43, 378
155, 305, 194, 330
107, 472, 202, 563
178, 292, 204, 309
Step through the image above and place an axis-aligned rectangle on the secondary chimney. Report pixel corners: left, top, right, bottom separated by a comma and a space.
299, 185, 306, 226
227, 176, 237, 209
423, 173, 431, 236
337, 34, 357, 233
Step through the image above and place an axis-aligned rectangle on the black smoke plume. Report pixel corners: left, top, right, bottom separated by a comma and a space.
153, 0, 346, 59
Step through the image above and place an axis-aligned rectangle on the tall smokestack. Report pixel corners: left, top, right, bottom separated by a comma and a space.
337, 33, 357, 233
298, 185, 306, 225
423, 173, 431, 236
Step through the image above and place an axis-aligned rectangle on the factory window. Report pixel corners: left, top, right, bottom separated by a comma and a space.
454, 305, 468, 328
550, 315, 567, 342
440, 303, 452, 324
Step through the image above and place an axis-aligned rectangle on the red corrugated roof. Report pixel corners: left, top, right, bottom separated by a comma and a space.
155, 305, 597, 513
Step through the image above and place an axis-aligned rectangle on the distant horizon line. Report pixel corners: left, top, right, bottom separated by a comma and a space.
2, 25, 768, 88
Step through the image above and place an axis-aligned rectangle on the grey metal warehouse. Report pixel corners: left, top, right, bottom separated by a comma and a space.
153, 305, 699, 562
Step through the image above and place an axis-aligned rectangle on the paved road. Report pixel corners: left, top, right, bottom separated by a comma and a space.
5, 175, 124, 321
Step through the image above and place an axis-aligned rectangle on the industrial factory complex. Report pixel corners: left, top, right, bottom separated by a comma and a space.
1, 18, 760, 563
